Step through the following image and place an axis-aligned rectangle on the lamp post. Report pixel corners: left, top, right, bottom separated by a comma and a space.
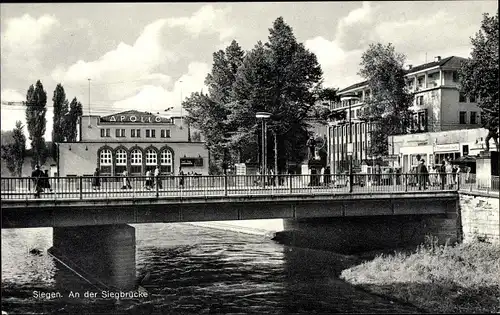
256, 112, 272, 187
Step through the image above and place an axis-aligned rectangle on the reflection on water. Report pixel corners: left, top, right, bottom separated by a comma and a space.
2, 223, 422, 314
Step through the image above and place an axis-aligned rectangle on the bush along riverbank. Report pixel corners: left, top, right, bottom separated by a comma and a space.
340, 237, 500, 313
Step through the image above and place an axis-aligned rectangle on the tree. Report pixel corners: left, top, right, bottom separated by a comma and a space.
229, 17, 323, 172
25, 80, 48, 167
52, 83, 69, 159
459, 11, 499, 151
1, 121, 26, 176
184, 40, 245, 174
65, 97, 83, 142
358, 43, 413, 157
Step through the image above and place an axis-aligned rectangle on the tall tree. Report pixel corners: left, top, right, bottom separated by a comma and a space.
52, 83, 69, 159
459, 11, 499, 151
1, 121, 27, 176
25, 80, 48, 167
65, 97, 83, 142
184, 40, 245, 174
358, 43, 413, 157
229, 17, 323, 172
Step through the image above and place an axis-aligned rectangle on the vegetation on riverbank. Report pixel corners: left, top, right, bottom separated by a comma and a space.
340, 237, 500, 313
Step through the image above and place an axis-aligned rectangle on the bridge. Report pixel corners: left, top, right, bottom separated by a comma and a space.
1, 173, 461, 291
2, 173, 459, 228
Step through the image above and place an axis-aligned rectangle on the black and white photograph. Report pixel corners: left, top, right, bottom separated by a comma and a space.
1, 1, 499, 314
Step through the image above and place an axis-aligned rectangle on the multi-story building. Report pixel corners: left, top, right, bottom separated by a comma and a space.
327, 56, 483, 174
57, 110, 209, 177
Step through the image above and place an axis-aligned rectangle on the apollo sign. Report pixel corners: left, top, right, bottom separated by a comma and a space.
101, 114, 172, 123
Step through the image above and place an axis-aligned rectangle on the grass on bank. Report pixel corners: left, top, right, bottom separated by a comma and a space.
340, 237, 500, 313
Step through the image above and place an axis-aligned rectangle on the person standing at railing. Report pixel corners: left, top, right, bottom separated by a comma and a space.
154, 166, 162, 190
92, 168, 101, 191
416, 159, 428, 190
42, 169, 52, 192
31, 165, 44, 198
439, 160, 447, 189
145, 169, 153, 190
324, 166, 331, 187
445, 160, 454, 188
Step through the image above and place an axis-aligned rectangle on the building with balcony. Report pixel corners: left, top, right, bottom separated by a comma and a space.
327, 55, 483, 174
57, 110, 209, 177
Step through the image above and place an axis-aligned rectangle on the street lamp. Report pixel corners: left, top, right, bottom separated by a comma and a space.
256, 112, 272, 184
339, 94, 359, 192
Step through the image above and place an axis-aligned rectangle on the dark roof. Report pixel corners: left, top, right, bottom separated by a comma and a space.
338, 56, 467, 94
404, 56, 466, 74
338, 80, 368, 94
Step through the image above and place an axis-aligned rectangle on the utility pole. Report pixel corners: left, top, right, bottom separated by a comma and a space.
274, 129, 278, 177
88, 78, 91, 116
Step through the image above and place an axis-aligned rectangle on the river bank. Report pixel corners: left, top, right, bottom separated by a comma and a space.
340, 237, 500, 313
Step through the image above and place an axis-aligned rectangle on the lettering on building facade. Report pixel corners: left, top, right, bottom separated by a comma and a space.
100, 111, 173, 124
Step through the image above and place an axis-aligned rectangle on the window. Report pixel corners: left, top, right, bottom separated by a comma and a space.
100, 128, 110, 137
416, 95, 424, 106
100, 149, 112, 175
115, 129, 125, 137
145, 149, 157, 167
146, 129, 150, 138
131, 129, 140, 138
469, 94, 476, 103
115, 149, 127, 174
452, 71, 459, 82
459, 111, 467, 124
470, 112, 477, 124
130, 149, 142, 175
151, 129, 156, 138
160, 149, 173, 174
161, 129, 171, 138
459, 92, 466, 103
417, 76, 424, 88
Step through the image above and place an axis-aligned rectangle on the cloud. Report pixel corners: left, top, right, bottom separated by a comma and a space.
167, 5, 235, 40
1, 14, 59, 79
1, 89, 25, 102
113, 62, 210, 116
1, 14, 59, 54
335, 1, 376, 51
51, 19, 176, 101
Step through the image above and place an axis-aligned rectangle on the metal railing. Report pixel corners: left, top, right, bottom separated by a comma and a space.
458, 173, 499, 194
0, 173, 459, 201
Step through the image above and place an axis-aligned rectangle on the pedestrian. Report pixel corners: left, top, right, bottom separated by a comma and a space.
324, 166, 331, 186
122, 170, 132, 189
154, 166, 162, 189
445, 160, 454, 188
92, 168, 101, 190
375, 163, 381, 185
439, 160, 447, 189
145, 169, 152, 190
179, 168, 185, 188
453, 164, 460, 186
43, 169, 52, 192
416, 159, 428, 190
31, 165, 44, 198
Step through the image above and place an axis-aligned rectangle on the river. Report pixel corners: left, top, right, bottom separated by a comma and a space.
1, 223, 423, 314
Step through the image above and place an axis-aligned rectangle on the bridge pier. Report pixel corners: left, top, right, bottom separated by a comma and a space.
276, 213, 460, 254
49, 224, 136, 290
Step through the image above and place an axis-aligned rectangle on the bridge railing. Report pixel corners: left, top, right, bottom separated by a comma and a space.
458, 173, 499, 194
0, 173, 459, 200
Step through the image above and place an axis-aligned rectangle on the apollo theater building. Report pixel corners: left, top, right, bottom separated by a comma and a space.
57, 110, 209, 177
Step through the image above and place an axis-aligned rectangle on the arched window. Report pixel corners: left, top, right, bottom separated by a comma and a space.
130, 149, 143, 175
160, 149, 173, 174
145, 149, 157, 172
115, 149, 127, 175
100, 149, 112, 175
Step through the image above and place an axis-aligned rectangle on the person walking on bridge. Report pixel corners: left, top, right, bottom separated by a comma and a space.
416, 159, 428, 190
92, 168, 101, 191
154, 166, 162, 189
31, 165, 43, 198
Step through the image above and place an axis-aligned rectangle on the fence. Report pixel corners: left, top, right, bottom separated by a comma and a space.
458, 173, 499, 194
1, 173, 460, 201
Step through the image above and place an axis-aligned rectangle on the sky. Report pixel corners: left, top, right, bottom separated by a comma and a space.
1, 1, 497, 142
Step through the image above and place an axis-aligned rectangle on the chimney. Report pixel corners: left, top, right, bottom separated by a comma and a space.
434, 56, 441, 62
